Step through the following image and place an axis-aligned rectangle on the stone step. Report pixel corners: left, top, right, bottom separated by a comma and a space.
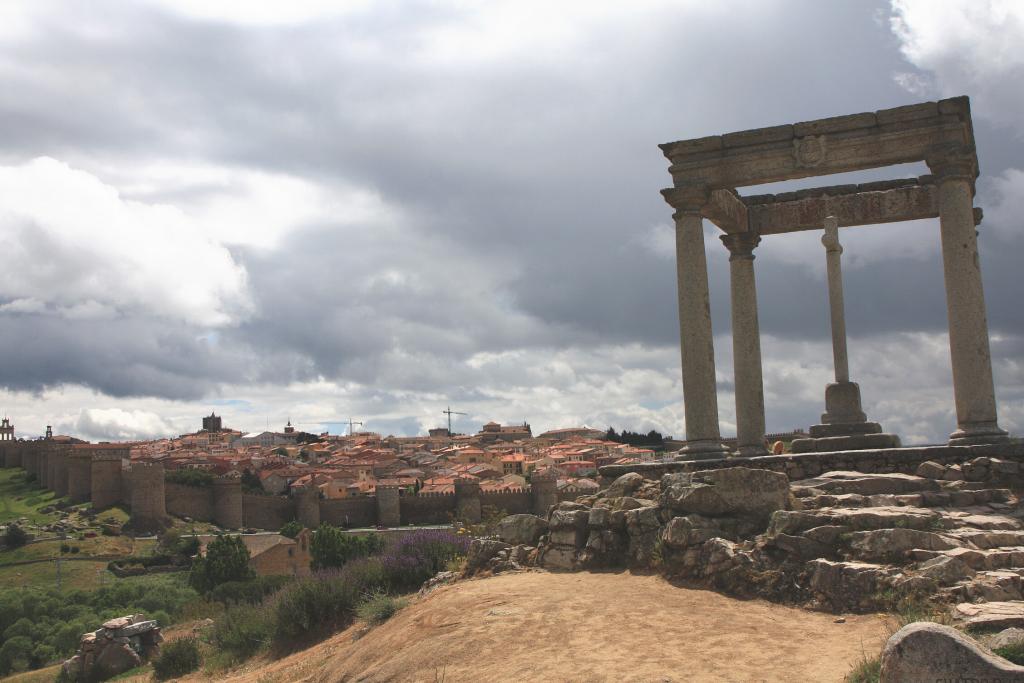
946, 529, 1024, 549
801, 489, 1012, 511
792, 471, 941, 497
912, 546, 1024, 571
846, 528, 961, 562
954, 601, 1024, 630
769, 506, 941, 536
941, 511, 1023, 530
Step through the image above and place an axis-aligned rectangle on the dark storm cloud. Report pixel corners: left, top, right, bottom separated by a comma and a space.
0, 314, 244, 399
0, 0, 1020, 432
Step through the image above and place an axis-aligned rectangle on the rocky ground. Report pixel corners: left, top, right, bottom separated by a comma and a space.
470, 456, 1024, 627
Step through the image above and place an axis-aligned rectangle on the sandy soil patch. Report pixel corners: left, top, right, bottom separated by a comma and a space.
217, 570, 889, 683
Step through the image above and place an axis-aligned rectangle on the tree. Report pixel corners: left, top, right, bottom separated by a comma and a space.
310, 524, 383, 570
240, 468, 264, 494
189, 535, 254, 593
279, 520, 303, 539
3, 523, 28, 549
0, 635, 32, 675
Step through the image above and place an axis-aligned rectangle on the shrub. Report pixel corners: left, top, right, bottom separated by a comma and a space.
0, 635, 32, 675
152, 636, 201, 680
3, 523, 28, 548
189, 535, 254, 593
279, 520, 303, 539
356, 590, 407, 625
380, 530, 469, 591
994, 642, 1024, 665
310, 525, 385, 570
165, 469, 215, 487
271, 576, 360, 651
211, 604, 273, 662
209, 575, 291, 606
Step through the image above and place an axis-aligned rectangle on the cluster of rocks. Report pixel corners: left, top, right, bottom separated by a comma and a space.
468, 455, 1024, 620
61, 614, 162, 682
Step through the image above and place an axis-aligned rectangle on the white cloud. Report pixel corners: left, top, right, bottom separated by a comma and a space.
890, 0, 1024, 132
88, 160, 398, 250
0, 157, 251, 327
71, 407, 182, 441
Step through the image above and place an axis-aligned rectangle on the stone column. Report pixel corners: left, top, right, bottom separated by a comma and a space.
721, 231, 767, 456
663, 186, 726, 458
927, 146, 1008, 445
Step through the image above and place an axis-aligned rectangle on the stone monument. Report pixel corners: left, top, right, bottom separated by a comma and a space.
660, 96, 1009, 456
790, 216, 900, 453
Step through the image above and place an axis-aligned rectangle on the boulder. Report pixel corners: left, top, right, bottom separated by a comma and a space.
917, 555, 975, 585
92, 642, 142, 681
465, 539, 511, 573
605, 472, 644, 499
588, 507, 611, 529
808, 559, 893, 610
660, 467, 789, 523
496, 514, 548, 546
880, 622, 1024, 683
662, 515, 720, 550
540, 545, 576, 570
915, 461, 947, 480
548, 509, 588, 531
987, 627, 1024, 650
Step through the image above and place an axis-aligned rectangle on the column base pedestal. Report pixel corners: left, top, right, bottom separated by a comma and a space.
791, 431, 901, 454
734, 445, 769, 458
674, 440, 729, 461
949, 422, 1011, 447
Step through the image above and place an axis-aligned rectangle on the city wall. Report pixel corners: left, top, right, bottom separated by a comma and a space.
4, 440, 627, 530
164, 482, 214, 520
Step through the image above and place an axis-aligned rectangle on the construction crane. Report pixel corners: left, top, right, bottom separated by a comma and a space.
296, 418, 364, 436
442, 406, 466, 435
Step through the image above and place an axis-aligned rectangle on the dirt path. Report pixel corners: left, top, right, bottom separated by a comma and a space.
219, 570, 890, 683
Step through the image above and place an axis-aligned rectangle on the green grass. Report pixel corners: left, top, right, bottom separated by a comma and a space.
0, 468, 62, 525
845, 653, 881, 683
0, 558, 115, 591
994, 642, 1024, 665
0, 536, 154, 565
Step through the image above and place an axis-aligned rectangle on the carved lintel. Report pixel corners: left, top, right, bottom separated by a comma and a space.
703, 189, 748, 233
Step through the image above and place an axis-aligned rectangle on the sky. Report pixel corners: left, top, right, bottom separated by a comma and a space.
0, 0, 1021, 444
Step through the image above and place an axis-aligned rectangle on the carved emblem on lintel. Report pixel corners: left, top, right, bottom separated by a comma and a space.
794, 135, 827, 168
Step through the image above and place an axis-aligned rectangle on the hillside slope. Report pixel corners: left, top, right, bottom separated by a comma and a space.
218, 571, 889, 683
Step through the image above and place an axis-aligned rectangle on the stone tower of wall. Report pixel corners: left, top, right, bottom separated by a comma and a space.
39, 446, 52, 488
91, 453, 124, 510
213, 476, 243, 529
130, 461, 168, 531
454, 477, 482, 524
531, 468, 559, 517
0, 442, 22, 468
67, 451, 93, 504
296, 485, 321, 529
376, 485, 401, 527
51, 445, 70, 498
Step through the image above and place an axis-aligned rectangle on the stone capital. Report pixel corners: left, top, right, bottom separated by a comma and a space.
926, 144, 977, 184
720, 231, 761, 260
661, 184, 711, 215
